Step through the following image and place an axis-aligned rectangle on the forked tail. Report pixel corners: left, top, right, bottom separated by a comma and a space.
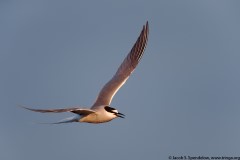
36, 116, 80, 124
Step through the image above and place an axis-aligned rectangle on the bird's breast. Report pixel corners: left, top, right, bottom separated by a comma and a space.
79, 112, 114, 123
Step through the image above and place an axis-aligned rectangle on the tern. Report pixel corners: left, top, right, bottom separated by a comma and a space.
22, 21, 149, 124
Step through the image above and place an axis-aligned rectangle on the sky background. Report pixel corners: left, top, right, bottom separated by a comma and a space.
1, 0, 240, 159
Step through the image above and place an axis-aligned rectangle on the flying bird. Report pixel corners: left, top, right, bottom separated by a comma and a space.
22, 21, 149, 124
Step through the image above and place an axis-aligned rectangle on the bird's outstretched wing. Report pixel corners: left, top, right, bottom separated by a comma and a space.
91, 21, 149, 109
20, 105, 95, 115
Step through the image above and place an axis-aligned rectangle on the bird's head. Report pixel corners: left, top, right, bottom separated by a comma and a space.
104, 106, 125, 118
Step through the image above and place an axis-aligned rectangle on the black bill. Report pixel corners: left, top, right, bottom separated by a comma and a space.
116, 112, 125, 118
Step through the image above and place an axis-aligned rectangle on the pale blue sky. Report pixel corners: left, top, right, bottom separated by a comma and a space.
1, 0, 240, 159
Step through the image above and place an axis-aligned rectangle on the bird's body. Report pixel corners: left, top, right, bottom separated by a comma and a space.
79, 106, 122, 123
22, 22, 149, 124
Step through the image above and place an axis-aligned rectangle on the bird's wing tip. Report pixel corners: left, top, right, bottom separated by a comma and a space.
145, 21, 149, 28
18, 104, 29, 110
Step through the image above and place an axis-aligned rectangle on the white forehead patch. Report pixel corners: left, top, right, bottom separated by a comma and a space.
112, 109, 118, 113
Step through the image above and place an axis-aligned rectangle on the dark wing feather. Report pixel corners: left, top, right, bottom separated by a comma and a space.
91, 22, 149, 109
20, 105, 95, 115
